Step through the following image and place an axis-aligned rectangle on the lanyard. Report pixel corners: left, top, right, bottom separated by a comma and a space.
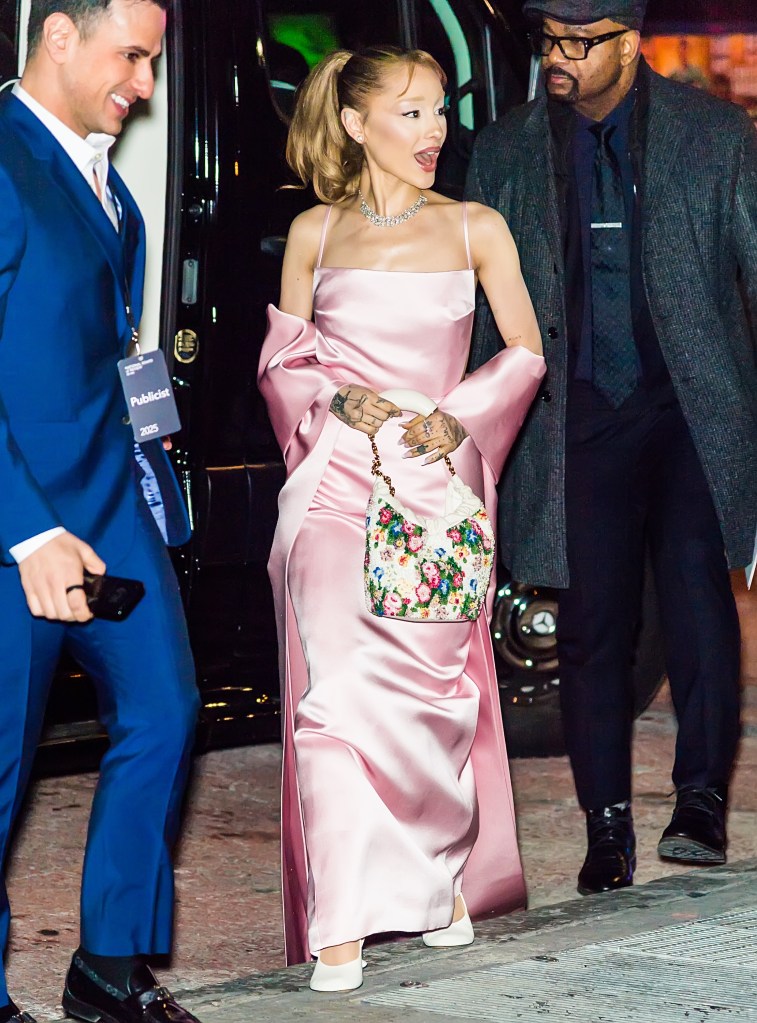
123, 275, 141, 357
106, 178, 139, 356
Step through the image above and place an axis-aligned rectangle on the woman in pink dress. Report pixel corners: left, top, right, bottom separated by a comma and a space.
258, 46, 546, 992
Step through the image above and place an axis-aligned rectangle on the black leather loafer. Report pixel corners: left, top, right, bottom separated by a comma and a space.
577, 804, 636, 896
0, 1001, 38, 1023
657, 785, 727, 865
62, 956, 202, 1023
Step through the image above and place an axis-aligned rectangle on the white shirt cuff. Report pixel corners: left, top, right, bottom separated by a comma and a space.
9, 527, 66, 564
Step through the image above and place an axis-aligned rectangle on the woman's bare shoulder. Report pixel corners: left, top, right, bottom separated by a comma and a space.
465, 200, 510, 231
466, 202, 519, 273
288, 203, 330, 242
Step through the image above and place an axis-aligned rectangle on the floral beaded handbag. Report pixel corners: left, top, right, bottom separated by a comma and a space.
363, 390, 495, 623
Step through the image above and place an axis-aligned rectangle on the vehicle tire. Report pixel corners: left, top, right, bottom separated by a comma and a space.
494, 561, 666, 758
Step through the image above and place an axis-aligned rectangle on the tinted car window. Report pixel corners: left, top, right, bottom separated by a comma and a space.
262, 0, 404, 122
413, 0, 529, 195
0, 31, 14, 83
0, 0, 19, 86
416, 0, 475, 128
414, 0, 482, 196
486, 16, 532, 113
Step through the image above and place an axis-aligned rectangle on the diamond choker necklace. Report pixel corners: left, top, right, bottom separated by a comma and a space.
358, 190, 427, 228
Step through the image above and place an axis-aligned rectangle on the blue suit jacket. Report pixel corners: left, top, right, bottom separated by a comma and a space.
0, 91, 190, 566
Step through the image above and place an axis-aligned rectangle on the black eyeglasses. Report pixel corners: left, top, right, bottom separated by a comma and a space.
528, 29, 627, 61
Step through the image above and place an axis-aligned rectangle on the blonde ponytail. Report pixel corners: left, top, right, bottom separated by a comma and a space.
286, 50, 358, 204
286, 47, 447, 205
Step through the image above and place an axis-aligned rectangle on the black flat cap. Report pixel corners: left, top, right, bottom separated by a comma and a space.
523, 0, 647, 30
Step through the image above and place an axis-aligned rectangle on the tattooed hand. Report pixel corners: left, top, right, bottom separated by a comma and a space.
401, 411, 469, 463
330, 385, 402, 436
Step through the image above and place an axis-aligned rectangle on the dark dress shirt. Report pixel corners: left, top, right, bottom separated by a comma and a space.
559, 78, 673, 404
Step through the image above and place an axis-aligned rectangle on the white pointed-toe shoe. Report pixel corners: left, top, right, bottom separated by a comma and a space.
309, 940, 365, 992
422, 896, 475, 947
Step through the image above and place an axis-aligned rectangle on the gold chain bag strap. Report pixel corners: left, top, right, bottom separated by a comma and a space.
363, 390, 495, 622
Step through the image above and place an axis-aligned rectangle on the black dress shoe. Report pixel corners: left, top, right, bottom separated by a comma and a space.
577, 804, 636, 896
657, 785, 727, 865
62, 956, 202, 1023
0, 1001, 38, 1023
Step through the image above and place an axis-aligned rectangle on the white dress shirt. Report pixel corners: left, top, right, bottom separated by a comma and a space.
8, 85, 119, 563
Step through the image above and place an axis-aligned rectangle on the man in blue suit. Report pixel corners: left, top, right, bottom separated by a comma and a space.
0, 2, 202, 1020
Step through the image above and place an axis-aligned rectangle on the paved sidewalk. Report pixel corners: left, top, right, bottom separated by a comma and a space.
176, 860, 757, 1022
4, 576, 754, 1021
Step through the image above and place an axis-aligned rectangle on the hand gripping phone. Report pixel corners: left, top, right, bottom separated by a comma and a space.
82, 573, 146, 621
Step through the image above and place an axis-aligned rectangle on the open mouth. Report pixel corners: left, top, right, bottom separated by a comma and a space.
111, 92, 132, 115
414, 147, 440, 173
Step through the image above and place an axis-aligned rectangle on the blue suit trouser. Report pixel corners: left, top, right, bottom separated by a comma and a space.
0, 501, 200, 1003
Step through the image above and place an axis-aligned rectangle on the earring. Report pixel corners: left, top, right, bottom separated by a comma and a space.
356, 134, 364, 144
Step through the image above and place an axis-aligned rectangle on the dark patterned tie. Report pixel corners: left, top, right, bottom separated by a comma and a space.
590, 123, 638, 408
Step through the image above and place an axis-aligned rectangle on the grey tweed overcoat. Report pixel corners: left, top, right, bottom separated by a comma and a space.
466, 62, 757, 589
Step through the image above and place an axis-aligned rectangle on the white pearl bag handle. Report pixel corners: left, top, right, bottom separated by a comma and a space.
379, 388, 437, 418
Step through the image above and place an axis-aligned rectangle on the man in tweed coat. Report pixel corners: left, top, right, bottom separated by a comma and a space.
466, 0, 757, 895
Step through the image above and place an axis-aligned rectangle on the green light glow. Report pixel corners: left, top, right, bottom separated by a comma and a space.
268, 14, 340, 69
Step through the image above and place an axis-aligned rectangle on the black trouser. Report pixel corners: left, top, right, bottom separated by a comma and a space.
557, 383, 741, 810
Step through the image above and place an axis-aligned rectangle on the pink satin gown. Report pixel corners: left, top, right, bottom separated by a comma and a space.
258, 205, 546, 965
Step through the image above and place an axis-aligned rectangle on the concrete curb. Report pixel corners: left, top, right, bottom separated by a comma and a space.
172, 859, 757, 1022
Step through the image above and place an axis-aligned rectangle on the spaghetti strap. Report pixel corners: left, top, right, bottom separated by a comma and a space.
462, 202, 472, 271
316, 205, 334, 269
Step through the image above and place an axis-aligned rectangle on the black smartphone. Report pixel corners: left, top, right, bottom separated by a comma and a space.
82, 573, 146, 621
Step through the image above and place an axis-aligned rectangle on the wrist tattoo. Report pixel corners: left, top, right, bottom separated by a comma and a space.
331, 388, 366, 426
331, 392, 347, 416
439, 414, 467, 450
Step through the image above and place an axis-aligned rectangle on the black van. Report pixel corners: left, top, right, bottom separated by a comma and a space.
0, 0, 668, 763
